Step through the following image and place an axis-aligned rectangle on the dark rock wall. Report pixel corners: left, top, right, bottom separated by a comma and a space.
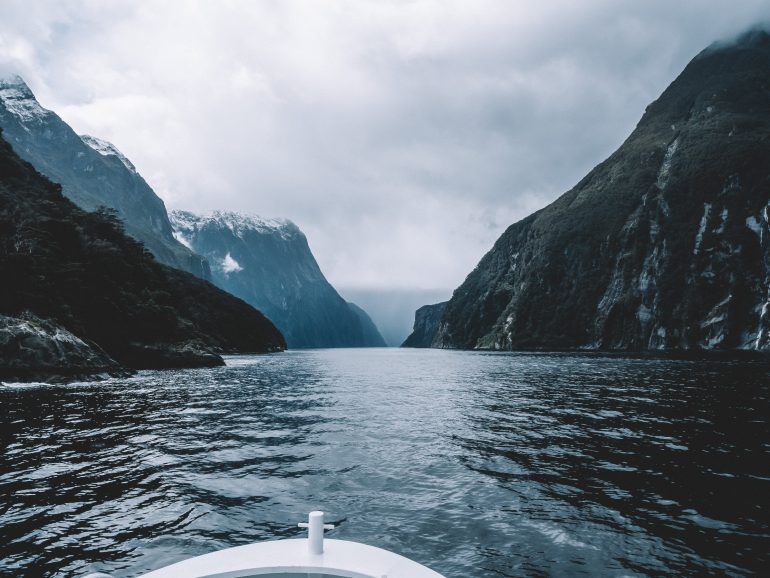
0, 313, 122, 382
0, 130, 285, 378
434, 31, 770, 351
0, 76, 210, 279
402, 302, 447, 348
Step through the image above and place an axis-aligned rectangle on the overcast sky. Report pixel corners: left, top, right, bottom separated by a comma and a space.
1, 1, 769, 293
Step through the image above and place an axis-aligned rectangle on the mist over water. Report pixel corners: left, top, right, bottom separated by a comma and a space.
1, 349, 768, 577
340, 288, 451, 346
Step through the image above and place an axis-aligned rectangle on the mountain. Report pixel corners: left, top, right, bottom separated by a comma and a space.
425, 29, 770, 351
0, 75, 210, 279
402, 302, 448, 348
347, 302, 387, 347
169, 210, 386, 348
0, 128, 285, 380
341, 288, 451, 346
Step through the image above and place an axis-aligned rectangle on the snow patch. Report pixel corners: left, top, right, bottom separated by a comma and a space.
706, 331, 726, 348
80, 135, 136, 172
212, 211, 295, 239
0, 75, 49, 123
746, 215, 763, 239
503, 314, 514, 333
656, 137, 679, 190
693, 203, 712, 255
636, 304, 652, 325
221, 252, 243, 274
701, 313, 726, 328
658, 193, 671, 218
638, 269, 652, 292
170, 209, 298, 241
755, 302, 769, 349
715, 208, 728, 234
699, 294, 733, 348
508, 252, 520, 273
172, 230, 193, 250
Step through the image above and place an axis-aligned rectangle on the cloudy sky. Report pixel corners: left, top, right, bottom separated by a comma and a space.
1, 1, 769, 294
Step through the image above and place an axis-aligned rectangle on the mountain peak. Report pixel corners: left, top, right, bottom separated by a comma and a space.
711, 26, 770, 53
168, 209, 385, 348
0, 73, 29, 89
210, 210, 296, 234
0, 74, 49, 123
80, 134, 136, 172
171, 209, 298, 240
429, 32, 770, 352
691, 26, 770, 66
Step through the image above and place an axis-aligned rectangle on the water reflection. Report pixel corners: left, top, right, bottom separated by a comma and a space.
1, 349, 768, 577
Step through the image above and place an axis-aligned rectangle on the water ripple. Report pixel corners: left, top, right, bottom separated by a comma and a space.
1, 349, 769, 577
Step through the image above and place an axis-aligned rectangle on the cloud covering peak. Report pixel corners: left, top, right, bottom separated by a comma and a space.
1, 1, 769, 291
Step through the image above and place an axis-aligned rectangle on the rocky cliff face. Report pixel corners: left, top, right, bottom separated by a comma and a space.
0, 313, 123, 382
402, 302, 447, 348
0, 75, 210, 279
0, 130, 285, 380
170, 210, 386, 348
432, 30, 770, 351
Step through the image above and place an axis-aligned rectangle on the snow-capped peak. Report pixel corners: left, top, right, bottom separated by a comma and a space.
0, 74, 50, 123
209, 210, 295, 234
0, 73, 27, 89
80, 134, 136, 172
170, 210, 299, 240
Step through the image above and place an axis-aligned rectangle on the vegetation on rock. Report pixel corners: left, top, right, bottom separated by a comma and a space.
0, 130, 285, 378
430, 30, 770, 351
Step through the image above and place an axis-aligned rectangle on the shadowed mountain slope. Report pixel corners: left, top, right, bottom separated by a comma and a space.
428, 30, 770, 351
170, 210, 386, 348
0, 75, 210, 279
0, 129, 285, 378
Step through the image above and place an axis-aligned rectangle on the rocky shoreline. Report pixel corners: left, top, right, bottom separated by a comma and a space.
0, 312, 241, 384
0, 313, 130, 383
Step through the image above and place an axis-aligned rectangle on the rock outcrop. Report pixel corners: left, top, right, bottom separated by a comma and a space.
430, 30, 770, 351
0, 128, 285, 380
0, 313, 124, 382
170, 210, 386, 348
402, 302, 447, 348
0, 75, 210, 279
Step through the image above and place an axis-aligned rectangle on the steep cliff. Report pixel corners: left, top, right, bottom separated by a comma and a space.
170, 210, 386, 348
402, 302, 448, 348
0, 129, 285, 379
433, 30, 770, 351
0, 75, 210, 279
347, 302, 387, 347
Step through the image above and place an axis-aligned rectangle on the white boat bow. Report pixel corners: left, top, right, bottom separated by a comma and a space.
133, 511, 445, 578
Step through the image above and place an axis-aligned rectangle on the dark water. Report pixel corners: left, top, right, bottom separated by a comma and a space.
1, 349, 769, 577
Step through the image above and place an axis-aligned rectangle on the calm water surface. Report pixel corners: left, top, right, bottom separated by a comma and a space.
1, 348, 768, 577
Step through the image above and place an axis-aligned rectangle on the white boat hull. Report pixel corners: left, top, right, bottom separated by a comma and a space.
137, 538, 444, 578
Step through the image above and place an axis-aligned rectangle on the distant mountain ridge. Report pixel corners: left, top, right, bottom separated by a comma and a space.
407, 29, 770, 351
0, 75, 210, 279
170, 210, 386, 348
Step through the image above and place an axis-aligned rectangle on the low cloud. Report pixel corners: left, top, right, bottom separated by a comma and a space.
1, 1, 769, 291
